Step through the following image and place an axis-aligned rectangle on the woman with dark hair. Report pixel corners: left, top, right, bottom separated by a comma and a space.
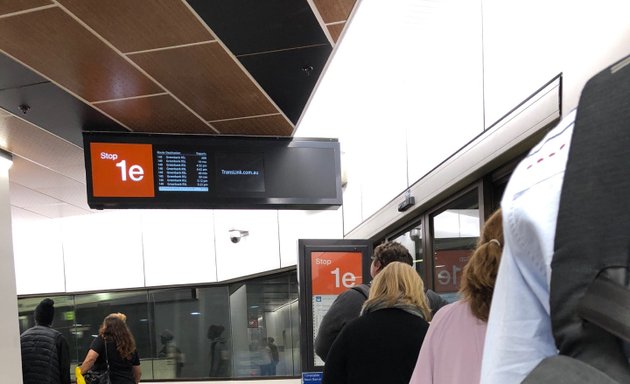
80, 313, 141, 384
322, 262, 431, 384
409, 208, 503, 384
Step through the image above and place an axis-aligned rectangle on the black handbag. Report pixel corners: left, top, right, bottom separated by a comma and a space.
84, 339, 112, 384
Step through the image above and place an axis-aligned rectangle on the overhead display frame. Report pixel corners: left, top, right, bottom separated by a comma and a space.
83, 131, 342, 210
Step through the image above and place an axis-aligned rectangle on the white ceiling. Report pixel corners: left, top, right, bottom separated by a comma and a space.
0, 107, 93, 222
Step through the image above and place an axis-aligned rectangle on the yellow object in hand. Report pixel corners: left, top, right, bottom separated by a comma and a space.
75, 366, 86, 384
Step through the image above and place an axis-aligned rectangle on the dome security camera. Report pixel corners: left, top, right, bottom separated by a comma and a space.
229, 229, 249, 243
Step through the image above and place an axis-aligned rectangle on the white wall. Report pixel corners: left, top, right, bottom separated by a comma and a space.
0, 165, 23, 384
11, 207, 342, 295
298, 0, 630, 237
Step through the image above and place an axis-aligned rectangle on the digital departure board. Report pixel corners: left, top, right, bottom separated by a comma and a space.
83, 132, 342, 210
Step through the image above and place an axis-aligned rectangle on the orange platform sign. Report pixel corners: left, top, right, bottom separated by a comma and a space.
90, 142, 155, 197
311, 251, 363, 295
434, 249, 472, 293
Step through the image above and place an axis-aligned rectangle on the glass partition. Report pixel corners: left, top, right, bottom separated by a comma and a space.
391, 220, 424, 279
430, 189, 480, 302
17, 269, 299, 381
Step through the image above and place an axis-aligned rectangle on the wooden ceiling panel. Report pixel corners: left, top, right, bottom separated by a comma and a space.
0, 7, 162, 102
57, 0, 214, 54
0, 0, 51, 16
95, 94, 215, 134
212, 114, 293, 136
327, 23, 345, 43
313, 0, 357, 23
129, 42, 280, 121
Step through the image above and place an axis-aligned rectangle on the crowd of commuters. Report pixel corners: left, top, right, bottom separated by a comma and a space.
318, 209, 503, 384
315, 241, 447, 362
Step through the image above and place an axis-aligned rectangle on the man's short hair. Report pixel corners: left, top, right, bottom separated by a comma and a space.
373, 241, 413, 267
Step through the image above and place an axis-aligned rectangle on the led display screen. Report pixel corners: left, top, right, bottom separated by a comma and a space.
83, 132, 342, 210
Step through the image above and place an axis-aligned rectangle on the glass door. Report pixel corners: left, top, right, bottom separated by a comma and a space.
429, 188, 480, 302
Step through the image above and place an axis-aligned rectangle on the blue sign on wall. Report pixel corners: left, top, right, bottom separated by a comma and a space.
302, 371, 323, 384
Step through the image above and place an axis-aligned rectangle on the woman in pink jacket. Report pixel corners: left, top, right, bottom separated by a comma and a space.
409, 209, 503, 384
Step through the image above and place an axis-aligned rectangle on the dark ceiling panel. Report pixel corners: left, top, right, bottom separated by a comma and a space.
313, 0, 357, 23
0, 53, 46, 90
0, 82, 126, 147
0, 7, 162, 102
57, 0, 215, 53
239, 45, 332, 124
95, 94, 215, 134
186, 0, 329, 55
0, 0, 52, 16
129, 42, 280, 121
212, 114, 293, 136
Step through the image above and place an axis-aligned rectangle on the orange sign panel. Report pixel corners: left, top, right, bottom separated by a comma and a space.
434, 249, 472, 293
90, 143, 155, 197
311, 251, 363, 295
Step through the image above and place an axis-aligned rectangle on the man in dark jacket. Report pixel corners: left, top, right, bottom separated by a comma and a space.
20, 298, 70, 384
315, 241, 448, 361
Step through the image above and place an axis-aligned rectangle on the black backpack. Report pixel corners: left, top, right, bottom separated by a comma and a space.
524, 54, 630, 383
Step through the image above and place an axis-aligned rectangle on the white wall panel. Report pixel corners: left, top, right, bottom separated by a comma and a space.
552, 0, 630, 113
299, 0, 428, 222
0, 168, 23, 384
13, 219, 65, 294
62, 210, 144, 292
483, 0, 563, 128
213, 210, 279, 281
142, 210, 216, 286
484, 1, 629, 127
278, 209, 343, 267
340, 149, 363, 235
407, 0, 484, 184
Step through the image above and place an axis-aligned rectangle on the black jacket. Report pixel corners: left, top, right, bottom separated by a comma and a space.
20, 325, 70, 384
322, 308, 429, 384
315, 284, 446, 361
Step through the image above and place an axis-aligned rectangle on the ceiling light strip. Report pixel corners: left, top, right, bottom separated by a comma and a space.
306, 0, 335, 46
0, 4, 57, 20
235, 43, 329, 58
208, 113, 281, 123
124, 40, 216, 56
91, 92, 169, 105
52, 0, 221, 134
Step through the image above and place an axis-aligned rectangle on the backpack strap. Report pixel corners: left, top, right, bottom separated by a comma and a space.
578, 273, 630, 342
523, 356, 619, 384
548, 53, 630, 382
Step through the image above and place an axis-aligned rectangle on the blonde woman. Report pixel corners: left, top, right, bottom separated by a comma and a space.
80, 313, 141, 384
322, 262, 431, 384
409, 208, 503, 384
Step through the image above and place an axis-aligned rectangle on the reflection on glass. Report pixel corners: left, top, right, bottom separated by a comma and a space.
431, 190, 480, 302
74, 291, 151, 378
16, 270, 300, 380
17, 295, 76, 381
150, 286, 230, 379
392, 222, 424, 278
